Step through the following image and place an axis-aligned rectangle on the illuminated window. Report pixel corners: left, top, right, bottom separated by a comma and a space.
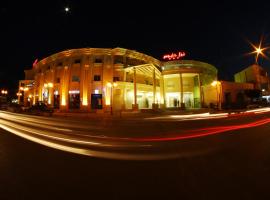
95, 58, 103, 63
72, 76, 80, 82
94, 75, 101, 81
74, 59, 81, 64
114, 56, 123, 64
57, 62, 63, 66
113, 77, 120, 82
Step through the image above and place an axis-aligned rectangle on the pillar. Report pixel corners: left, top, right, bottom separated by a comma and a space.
152, 68, 157, 109
198, 73, 202, 108
80, 56, 89, 111
60, 59, 71, 111
180, 73, 185, 109
132, 67, 138, 110
160, 76, 165, 108
39, 74, 44, 102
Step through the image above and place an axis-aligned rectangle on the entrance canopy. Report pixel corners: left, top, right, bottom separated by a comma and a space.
124, 64, 162, 79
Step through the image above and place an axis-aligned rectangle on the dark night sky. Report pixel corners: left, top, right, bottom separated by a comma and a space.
1, 1, 270, 95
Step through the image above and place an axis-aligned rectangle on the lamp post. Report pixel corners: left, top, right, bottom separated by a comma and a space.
107, 82, 117, 115
211, 81, 222, 110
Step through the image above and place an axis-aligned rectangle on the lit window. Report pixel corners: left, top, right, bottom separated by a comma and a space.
72, 76, 80, 82
113, 77, 120, 82
94, 75, 101, 81
74, 59, 81, 64
94, 58, 103, 63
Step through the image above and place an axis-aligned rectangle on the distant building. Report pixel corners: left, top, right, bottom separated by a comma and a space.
203, 64, 270, 109
234, 64, 270, 95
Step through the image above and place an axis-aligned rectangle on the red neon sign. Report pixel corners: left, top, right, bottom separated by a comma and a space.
163, 51, 186, 60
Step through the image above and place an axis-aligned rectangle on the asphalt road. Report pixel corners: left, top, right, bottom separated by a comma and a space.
1, 111, 270, 199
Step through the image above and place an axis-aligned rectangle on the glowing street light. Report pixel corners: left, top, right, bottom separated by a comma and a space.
247, 37, 268, 64
1, 90, 8, 95
255, 47, 262, 55
254, 46, 264, 64
107, 82, 118, 115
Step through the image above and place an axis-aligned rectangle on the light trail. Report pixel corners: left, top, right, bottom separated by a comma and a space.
126, 118, 270, 142
1, 109, 270, 160
144, 112, 228, 121
144, 108, 270, 121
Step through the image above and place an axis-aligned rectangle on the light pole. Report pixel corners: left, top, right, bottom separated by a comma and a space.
107, 82, 117, 115
211, 81, 222, 110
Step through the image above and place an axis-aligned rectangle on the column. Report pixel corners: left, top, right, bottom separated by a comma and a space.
152, 68, 157, 109
198, 73, 202, 108
60, 59, 71, 111
88, 56, 93, 111
160, 76, 165, 108
50, 64, 56, 107
80, 56, 89, 111
180, 73, 185, 109
121, 71, 127, 110
33, 89, 36, 105
132, 67, 138, 110
39, 74, 44, 102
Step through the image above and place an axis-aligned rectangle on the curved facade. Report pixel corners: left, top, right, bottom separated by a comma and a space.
161, 60, 217, 108
19, 48, 217, 111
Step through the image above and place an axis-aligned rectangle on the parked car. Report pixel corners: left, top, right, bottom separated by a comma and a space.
7, 103, 23, 113
26, 102, 54, 116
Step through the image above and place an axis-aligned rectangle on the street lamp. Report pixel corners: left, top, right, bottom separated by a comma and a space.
211, 81, 222, 110
248, 38, 267, 64
255, 46, 263, 64
1, 90, 8, 95
107, 82, 117, 115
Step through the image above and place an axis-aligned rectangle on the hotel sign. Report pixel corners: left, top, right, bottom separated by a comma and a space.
163, 51, 186, 60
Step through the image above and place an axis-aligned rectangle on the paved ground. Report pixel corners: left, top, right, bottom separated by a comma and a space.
1, 123, 270, 200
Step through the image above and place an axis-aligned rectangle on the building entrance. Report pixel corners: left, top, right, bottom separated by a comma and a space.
69, 93, 80, 109
91, 94, 102, 109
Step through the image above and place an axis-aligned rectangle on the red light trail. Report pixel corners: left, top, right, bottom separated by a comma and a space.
126, 118, 270, 142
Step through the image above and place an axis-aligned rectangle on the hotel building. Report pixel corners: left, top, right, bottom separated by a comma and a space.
18, 48, 217, 112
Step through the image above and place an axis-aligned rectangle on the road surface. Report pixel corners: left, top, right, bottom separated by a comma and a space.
1, 109, 270, 199
1, 109, 270, 160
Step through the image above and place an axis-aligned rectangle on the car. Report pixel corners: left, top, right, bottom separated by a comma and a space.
26, 102, 54, 116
